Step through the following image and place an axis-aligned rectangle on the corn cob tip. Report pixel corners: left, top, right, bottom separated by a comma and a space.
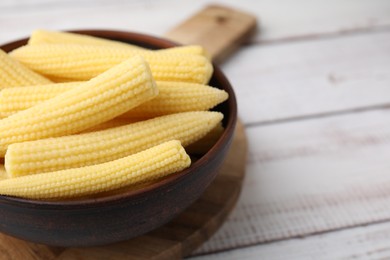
186, 122, 225, 155
202, 56, 213, 84
0, 165, 8, 180
168, 139, 191, 165
215, 88, 229, 104
27, 29, 44, 44
207, 111, 224, 125
131, 55, 159, 97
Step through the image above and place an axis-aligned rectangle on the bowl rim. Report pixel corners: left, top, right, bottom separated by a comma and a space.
0, 29, 237, 208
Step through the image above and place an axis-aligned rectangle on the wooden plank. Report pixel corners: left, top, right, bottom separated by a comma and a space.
222, 30, 390, 125
0, 232, 59, 260
189, 108, 390, 254
190, 221, 390, 260
1, 0, 390, 44
57, 236, 182, 260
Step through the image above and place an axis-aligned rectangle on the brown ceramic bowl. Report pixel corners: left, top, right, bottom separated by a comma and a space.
0, 30, 237, 247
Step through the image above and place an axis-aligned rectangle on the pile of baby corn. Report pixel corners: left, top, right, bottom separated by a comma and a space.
0, 30, 228, 200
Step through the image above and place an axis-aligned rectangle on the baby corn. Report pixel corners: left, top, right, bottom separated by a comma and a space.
29, 30, 209, 58
0, 81, 228, 118
10, 44, 213, 83
186, 122, 224, 155
0, 82, 80, 117
0, 55, 157, 156
5, 111, 222, 177
80, 118, 140, 133
28, 29, 145, 50
0, 49, 51, 88
0, 165, 7, 180
122, 82, 227, 119
0, 140, 191, 200
159, 45, 210, 59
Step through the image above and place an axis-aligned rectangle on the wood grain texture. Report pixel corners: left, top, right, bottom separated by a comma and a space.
191, 221, 390, 260
191, 109, 390, 255
0, 122, 247, 260
0, 233, 58, 260
2, 1, 390, 126
224, 30, 390, 125
2, 0, 390, 259
166, 5, 257, 63
1, 0, 389, 44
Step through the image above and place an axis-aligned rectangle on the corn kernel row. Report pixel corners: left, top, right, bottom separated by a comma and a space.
0, 55, 157, 156
0, 49, 51, 88
10, 44, 213, 84
0, 81, 228, 119
0, 140, 190, 200
5, 111, 222, 177
29, 30, 210, 58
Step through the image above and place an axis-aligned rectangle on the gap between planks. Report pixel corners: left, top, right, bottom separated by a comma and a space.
244, 102, 390, 128
224, 30, 390, 125
254, 23, 390, 46
2, 0, 390, 46
189, 220, 390, 260
190, 108, 390, 255
190, 213, 390, 258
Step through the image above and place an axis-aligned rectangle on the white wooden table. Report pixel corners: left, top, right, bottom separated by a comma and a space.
2, 0, 390, 259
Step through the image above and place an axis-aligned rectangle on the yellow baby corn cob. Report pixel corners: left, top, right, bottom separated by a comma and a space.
0, 82, 80, 117
10, 44, 213, 83
159, 45, 211, 59
0, 81, 228, 118
0, 140, 191, 200
5, 111, 222, 177
80, 118, 140, 133
186, 122, 224, 155
45, 75, 80, 83
0, 55, 157, 156
121, 82, 227, 119
28, 29, 145, 50
28, 30, 209, 58
0, 49, 51, 88
0, 165, 7, 180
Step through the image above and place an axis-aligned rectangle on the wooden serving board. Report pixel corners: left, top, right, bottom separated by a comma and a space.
0, 5, 256, 259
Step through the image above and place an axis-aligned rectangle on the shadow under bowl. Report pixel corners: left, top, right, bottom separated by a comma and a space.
0, 30, 237, 247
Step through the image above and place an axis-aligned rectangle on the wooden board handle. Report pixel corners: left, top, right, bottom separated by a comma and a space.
164, 4, 258, 63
